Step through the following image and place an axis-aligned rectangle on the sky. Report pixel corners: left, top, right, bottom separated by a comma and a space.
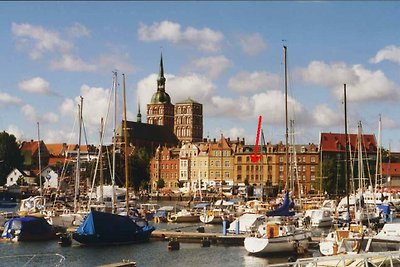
1, 2, 400, 150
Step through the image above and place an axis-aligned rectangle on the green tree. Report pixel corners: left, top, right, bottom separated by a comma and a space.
156, 178, 165, 189
123, 147, 151, 191
0, 131, 24, 185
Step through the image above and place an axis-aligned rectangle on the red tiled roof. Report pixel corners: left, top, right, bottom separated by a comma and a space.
320, 132, 376, 152
46, 144, 65, 156
20, 141, 39, 154
382, 163, 400, 176
66, 144, 88, 152
48, 157, 67, 166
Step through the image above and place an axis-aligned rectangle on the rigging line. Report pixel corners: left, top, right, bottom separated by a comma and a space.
88, 81, 115, 206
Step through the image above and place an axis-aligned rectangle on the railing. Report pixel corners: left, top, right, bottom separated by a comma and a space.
0, 253, 65, 267
268, 250, 400, 267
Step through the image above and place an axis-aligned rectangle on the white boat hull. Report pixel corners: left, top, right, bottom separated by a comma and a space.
244, 232, 310, 255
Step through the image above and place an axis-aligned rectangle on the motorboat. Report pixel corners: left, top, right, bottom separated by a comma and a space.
302, 209, 333, 228
244, 220, 311, 255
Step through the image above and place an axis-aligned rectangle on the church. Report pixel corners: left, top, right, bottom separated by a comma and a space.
117, 54, 203, 151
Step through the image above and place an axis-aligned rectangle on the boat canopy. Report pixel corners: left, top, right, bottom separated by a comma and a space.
1, 216, 52, 239
76, 210, 141, 236
266, 192, 295, 217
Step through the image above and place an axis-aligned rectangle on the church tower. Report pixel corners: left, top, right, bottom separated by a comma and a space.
147, 54, 175, 132
174, 98, 203, 143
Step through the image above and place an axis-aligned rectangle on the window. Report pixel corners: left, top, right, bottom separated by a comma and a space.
237, 166, 242, 171
237, 156, 242, 162
311, 166, 315, 172
311, 156, 315, 163
279, 166, 284, 172
279, 157, 284, 163
224, 160, 229, 167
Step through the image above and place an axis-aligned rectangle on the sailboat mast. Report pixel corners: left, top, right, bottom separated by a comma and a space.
111, 71, 117, 213
37, 122, 42, 197
122, 73, 130, 214
375, 115, 382, 191
99, 117, 104, 203
74, 96, 83, 213
284, 45, 289, 191
344, 84, 350, 222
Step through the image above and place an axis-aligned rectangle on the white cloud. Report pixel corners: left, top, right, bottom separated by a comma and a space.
21, 104, 37, 122
224, 127, 247, 139
238, 33, 267, 56
187, 56, 232, 79
18, 77, 51, 95
312, 104, 342, 127
299, 61, 400, 102
370, 45, 400, 64
0, 92, 23, 107
59, 85, 113, 139
137, 73, 216, 118
66, 22, 90, 38
20, 104, 57, 124
12, 22, 73, 60
252, 91, 305, 125
42, 112, 59, 123
44, 128, 76, 143
6, 125, 24, 141
228, 71, 281, 93
381, 115, 397, 129
50, 54, 97, 72
96, 54, 136, 74
138, 20, 224, 52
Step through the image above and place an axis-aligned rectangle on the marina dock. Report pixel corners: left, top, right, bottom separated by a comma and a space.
151, 230, 246, 245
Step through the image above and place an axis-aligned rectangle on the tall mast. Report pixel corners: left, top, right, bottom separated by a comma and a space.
74, 96, 83, 213
111, 71, 117, 213
37, 122, 42, 197
99, 117, 104, 203
284, 45, 289, 191
122, 73, 130, 215
220, 133, 223, 199
374, 115, 382, 191
344, 84, 350, 223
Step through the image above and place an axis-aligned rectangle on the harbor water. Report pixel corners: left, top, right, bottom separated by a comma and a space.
0, 220, 309, 267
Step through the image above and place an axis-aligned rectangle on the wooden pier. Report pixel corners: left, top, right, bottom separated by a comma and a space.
151, 230, 246, 245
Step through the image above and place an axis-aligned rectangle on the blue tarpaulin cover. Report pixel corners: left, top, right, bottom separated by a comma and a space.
266, 192, 295, 217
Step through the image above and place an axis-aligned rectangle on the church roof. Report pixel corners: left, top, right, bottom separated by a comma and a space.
176, 98, 200, 105
150, 91, 172, 104
118, 120, 179, 145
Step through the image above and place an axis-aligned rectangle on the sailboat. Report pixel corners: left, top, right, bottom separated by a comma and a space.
72, 72, 155, 245
244, 45, 311, 256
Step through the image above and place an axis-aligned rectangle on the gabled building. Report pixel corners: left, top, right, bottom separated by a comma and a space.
5, 168, 35, 187
149, 146, 180, 192
20, 140, 50, 171
382, 163, 400, 188
319, 131, 377, 193
208, 135, 235, 188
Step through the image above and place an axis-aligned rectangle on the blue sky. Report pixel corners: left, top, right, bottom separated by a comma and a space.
1, 2, 400, 150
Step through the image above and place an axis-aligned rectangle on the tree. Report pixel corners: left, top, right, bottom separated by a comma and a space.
0, 131, 24, 185
156, 178, 165, 189
128, 147, 151, 191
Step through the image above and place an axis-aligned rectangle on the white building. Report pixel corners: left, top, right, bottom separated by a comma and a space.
41, 166, 59, 189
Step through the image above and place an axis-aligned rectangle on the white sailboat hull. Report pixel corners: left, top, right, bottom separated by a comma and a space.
244, 232, 310, 254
